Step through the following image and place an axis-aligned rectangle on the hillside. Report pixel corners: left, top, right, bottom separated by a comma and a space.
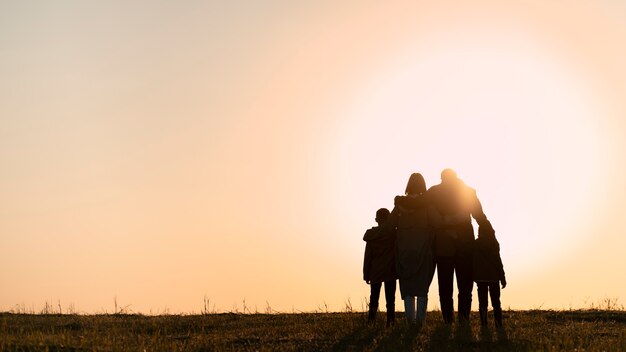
1, 310, 625, 351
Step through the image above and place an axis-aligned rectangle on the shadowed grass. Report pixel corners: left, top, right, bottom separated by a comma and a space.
0, 310, 624, 351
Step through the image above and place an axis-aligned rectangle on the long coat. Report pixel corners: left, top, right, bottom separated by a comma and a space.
392, 197, 435, 297
363, 226, 397, 283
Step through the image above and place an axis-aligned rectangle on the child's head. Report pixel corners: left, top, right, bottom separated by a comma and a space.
375, 208, 390, 225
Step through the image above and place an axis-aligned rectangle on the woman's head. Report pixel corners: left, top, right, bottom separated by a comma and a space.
405, 173, 426, 195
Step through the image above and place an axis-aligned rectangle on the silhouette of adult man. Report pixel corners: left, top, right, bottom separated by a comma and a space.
399, 168, 491, 324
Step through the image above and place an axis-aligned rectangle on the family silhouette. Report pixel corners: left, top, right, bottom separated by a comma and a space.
363, 168, 506, 328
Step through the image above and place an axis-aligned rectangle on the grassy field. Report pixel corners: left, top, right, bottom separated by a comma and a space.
1, 310, 625, 351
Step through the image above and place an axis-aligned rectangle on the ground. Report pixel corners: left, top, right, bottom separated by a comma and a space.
1, 310, 625, 351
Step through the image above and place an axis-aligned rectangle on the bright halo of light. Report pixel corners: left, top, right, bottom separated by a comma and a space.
330, 36, 608, 277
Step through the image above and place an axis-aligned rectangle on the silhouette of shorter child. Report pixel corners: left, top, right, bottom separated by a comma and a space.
363, 208, 397, 326
473, 220, 507, 327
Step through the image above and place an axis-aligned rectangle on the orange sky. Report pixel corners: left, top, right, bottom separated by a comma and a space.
1, 1, 625, 313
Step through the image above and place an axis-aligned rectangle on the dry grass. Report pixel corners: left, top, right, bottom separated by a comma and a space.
0, 309, 624, 351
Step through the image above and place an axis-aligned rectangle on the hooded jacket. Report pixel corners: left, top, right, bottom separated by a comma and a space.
363, 225, 397, 283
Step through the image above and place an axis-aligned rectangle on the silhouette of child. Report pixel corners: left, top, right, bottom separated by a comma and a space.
473, 220, 507, 327
363, 208, 397, 326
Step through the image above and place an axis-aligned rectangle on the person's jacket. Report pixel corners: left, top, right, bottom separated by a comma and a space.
473, 225, 506, 283
392, 199, 434, 280
398, 179, 489, 257
363, 226, 397, 283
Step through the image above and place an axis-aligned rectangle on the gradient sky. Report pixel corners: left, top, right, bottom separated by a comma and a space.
1, 1, 626, 314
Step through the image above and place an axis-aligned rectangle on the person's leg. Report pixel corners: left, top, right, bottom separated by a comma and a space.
477, 282, 489, 326
369, 282, 382, 322
436, 256, 455, 324
384, 280, 397, 326
416, 296, 428, 324
403, 296, 416, 323
489, 282, 503, 327
415, 261, 434, 325
455, 254, 474, 323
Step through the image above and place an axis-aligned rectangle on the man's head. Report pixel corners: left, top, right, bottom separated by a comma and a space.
375, 208, 390, 224
441, 168, 458, 184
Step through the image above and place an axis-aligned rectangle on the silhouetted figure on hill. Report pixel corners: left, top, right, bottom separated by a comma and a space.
429, 169, 490, 323
390, 173, 436, 325
473, 220, 507, 327
363, 208, 397, 326
396, 168, 491, 324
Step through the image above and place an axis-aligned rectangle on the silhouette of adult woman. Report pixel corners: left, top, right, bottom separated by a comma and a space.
389, 173, 436, 324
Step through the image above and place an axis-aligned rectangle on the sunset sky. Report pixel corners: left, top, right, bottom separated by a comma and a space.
1, 1, 626, 314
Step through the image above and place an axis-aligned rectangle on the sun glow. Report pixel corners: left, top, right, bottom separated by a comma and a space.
330, 29, 609, 280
